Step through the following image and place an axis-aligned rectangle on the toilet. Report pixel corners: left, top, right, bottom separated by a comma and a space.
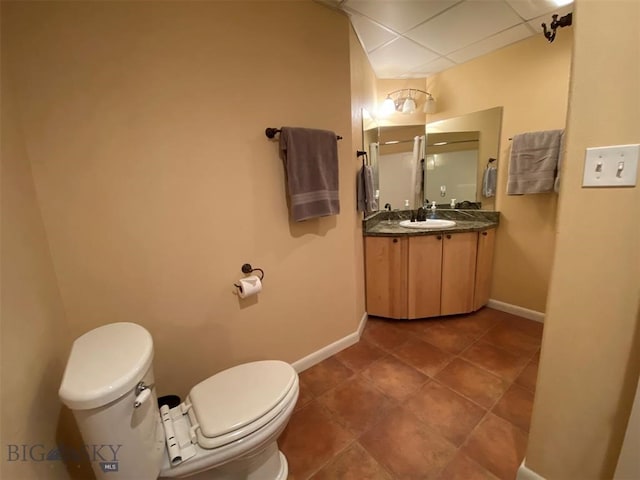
58, 322, 298, 480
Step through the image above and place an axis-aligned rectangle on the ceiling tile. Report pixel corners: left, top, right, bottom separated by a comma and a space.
505, 0, 567, 20
328, 0, 573, 79
405, 0, 524, 54
349, 13, 398, 52
343, 0, 458, 34
527, 4, 573, 33
409, 57, 457, 77
368, 37, 440, 78
448, 23, 533, 64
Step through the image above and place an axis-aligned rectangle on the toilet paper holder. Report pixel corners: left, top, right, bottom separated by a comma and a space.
233, 263, 264, 290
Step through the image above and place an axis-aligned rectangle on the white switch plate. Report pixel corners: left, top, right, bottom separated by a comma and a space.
582, 144, 639, 187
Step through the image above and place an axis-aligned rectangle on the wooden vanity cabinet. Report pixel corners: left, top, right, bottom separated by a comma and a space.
407, 235, 443, 319
440, 232, 478, 316
364, 236, 408, 319
473, 228, 496, 311
365, 229, 495, 319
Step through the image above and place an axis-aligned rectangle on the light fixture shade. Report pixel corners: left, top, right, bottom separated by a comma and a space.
423, 94, 437, 114
401, 97, 416, 114
381, 96, 396, 116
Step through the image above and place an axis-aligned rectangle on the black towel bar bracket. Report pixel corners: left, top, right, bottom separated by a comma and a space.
265, 127, 342, 140
265, 128, 281, 139
357, 150, 369, 167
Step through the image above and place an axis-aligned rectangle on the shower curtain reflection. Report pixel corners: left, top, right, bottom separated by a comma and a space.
377, 124, 425, 211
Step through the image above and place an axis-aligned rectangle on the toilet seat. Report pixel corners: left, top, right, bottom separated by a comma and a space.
185, 360, 297, 449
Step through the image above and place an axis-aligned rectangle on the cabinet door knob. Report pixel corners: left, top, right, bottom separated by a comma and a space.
436, 235, 442, 240
392, 238, 398, 243
446, 234, 452, 239
482, 231, 488, 236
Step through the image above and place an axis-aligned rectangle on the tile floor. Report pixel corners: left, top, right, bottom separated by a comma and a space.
278, 307, 542, 480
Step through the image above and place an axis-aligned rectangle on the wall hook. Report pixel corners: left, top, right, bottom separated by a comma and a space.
542, 12, 573, 43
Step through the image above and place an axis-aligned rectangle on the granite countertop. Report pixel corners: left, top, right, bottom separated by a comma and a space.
363, 209, 500, 237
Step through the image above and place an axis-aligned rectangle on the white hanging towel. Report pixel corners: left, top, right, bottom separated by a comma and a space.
410, 136, 425, 207
482, 164, 497, 197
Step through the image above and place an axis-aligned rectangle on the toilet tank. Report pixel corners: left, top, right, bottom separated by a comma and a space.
59, 322, 165, 480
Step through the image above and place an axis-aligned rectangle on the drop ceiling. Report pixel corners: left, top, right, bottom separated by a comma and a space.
330, 0, 573, 78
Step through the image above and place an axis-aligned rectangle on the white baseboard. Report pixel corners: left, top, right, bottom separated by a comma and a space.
487, 299, 545, 323
516, 459, 546, 480
292, 312, 368, 373
357, 311, 368, 337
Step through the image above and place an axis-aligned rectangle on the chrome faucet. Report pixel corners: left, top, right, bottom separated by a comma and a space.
384, 203, 393, 224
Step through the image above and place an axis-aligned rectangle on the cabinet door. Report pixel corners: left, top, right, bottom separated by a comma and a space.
473, 229, 496, 310
441, 232, 478, 315
407, 235, 443, 319
365, 237, 408, 319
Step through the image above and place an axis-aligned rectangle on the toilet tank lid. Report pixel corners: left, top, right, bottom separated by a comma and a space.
59, 322, 154, 410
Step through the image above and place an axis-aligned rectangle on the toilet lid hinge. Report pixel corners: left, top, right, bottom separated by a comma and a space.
180, 401, 192, 414
183, 401, 200, 444
189, 425, 199, 444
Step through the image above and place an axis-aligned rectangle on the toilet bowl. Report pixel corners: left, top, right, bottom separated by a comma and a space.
58, 322, 298, 480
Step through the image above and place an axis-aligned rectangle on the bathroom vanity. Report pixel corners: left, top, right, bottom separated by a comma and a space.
363, 211, 498, 320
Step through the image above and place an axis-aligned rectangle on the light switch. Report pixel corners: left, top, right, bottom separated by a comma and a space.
582, 144, 639, 187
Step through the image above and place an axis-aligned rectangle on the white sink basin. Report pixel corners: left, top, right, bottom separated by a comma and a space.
399, 219, 457, 229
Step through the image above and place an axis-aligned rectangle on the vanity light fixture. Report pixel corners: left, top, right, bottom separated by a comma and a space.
381, 89, 436, 116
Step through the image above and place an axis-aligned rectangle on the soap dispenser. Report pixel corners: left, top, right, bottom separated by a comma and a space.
450, 198, 457, 209
430, 201, 437, 219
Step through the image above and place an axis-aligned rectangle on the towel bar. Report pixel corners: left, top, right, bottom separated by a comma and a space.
265, 127, 342, 140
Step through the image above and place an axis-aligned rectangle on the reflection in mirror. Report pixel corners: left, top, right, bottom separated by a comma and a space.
424, 131, 479, 206
362, 108, 380, 206
425, 107, 502, 210
362, 106, 503, 212
378, 124, 425, 210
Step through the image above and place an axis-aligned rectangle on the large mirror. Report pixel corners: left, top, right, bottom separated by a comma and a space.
362, 106, 503, 211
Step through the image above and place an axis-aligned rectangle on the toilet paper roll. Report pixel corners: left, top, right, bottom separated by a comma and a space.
237, 275, 262, 299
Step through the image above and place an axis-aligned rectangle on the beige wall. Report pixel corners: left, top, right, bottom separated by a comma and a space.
3, 0, 361, 406
349, 24, 378, 323
426, 31, 573, 312
0, 54, 71, 479
525, 1, 640, 478
614, 380, 640, 479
